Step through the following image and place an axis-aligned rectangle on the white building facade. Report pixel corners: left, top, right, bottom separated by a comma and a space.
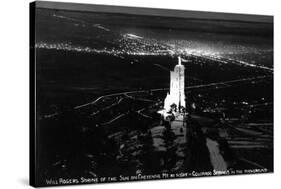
164, 57, 186, 112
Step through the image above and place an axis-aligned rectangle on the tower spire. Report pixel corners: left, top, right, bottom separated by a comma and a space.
178, 56, 181, 65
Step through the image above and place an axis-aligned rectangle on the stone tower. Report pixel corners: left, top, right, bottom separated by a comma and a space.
164, 57, 186, 112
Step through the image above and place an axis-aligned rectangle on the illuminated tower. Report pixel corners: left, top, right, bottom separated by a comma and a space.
164, 57, 186, 112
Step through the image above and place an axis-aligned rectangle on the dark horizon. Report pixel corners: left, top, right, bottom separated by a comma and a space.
35, 1, 273, 23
